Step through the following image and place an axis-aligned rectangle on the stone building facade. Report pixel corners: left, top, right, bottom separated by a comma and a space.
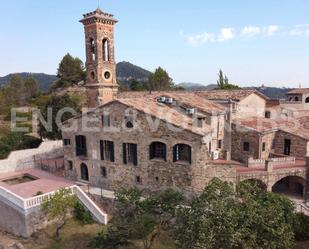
62, 98, 236, 196
62, 7, 309, 198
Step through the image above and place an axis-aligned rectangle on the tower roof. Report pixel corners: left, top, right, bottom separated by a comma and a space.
80, 7, 118, 25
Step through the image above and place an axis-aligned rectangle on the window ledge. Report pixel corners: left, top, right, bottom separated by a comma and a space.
150, 158, 167, 163
175, 160, 191, 166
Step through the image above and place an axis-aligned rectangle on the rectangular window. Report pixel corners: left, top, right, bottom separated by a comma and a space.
100, 140, 115, 162
102, 114, 110, 128
135, 176, 141, 184
149, 142, 166, 161
63, 139, 71, 146
218, 140, 222, 149
174, 144, 192, 164
262, 142, 266, 152
75, 135, 87, 157
67, 160, 73, 170
243, 142, 250, 152
100, 166, 107, 178
265, 111, 271, 119
123, 143, 138, 166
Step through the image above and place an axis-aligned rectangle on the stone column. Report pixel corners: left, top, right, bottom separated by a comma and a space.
305, 156, 309, 204
266, 160, 274, 173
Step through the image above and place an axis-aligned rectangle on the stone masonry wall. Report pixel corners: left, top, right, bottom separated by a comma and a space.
231, 125, 260, 162
275, 130, 308, 158
0, 197, 51, 238
62, 102, 235, 195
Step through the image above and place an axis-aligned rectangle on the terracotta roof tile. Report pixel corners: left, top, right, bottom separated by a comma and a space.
117, 91, 225, 114
116, 98, 212, 136
234, 116, 309, 140
195, 89, 269, 101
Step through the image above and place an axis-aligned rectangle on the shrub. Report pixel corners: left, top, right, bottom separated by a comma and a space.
19, 135, 42, 149
294, 213, 309, 241
74, 201, 94, 225
0, 133, 42, 159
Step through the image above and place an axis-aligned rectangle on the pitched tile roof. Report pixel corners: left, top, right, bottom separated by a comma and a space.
195, 89, 269, 101
234, 116, 309, 140
116, 98, 212, 136
117, 91, 225, 114
286, 88, 309, 95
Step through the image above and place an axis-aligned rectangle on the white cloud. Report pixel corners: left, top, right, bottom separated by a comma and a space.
217, 28, 235, 42
186, 32, 216, 46
289, 24, 309, 37
182, 23, 309, 46
241, 25, 278, 37
264, 25, 279, 36
241, 26, 262, 37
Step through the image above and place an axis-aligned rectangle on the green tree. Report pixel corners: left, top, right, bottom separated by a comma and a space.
148, 67, 174, 91
24, 76, 40, 99
118, 80, 129, 92
130, 79, 149, 91
54, 53, 85, 89
91, 188, 183, 249
6, 75, 27, 106
216, 69, 240, 90
175, 178, 295, 249
41, 188, 77, 239
38, 93, 81, 140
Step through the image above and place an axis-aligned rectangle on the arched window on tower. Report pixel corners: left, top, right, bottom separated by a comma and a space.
103, 38, 110, 62
90, 38, 96, 61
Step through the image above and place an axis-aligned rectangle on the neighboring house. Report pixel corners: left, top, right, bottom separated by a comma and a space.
232, 116, 309, 162
196, 89, 269, 119
279, 88, 309, 111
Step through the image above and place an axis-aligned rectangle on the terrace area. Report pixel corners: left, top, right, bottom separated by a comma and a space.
0, 168, 74, 199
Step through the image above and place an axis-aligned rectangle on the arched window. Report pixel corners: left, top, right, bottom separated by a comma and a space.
294, 96, 299, 102
173, 144, 192, 164
149, 142, 167, 161
103, 38, 110, 62
305, 97, 309, 103
90, 38, 96, 61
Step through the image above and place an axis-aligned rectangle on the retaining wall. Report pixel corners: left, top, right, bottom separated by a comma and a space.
0, 140, 63, 174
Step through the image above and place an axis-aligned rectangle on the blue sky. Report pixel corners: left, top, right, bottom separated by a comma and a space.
1, 0, 309, 87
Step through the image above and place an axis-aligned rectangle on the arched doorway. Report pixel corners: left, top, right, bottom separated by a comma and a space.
80, 163, 89, 181
305, 97, 309, 103
272, 176, 305, 198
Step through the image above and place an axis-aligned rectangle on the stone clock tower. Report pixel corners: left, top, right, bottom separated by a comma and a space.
80, 8, 118, 108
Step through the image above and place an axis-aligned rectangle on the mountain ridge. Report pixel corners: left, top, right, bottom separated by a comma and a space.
0, 62, 293, 99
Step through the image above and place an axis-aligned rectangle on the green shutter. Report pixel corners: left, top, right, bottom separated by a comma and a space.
149, 143, 154, 160
111, 142, 115, 162
173, 145, 177, 162
100, 140, 104, 160
163, 144, 167, 162
133, 144, 138, 166
123, 143, 127, 164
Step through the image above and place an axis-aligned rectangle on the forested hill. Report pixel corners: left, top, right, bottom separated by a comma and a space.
1, 64, 293, 99
0, 73, 58, 92
116, 61, 151, 82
